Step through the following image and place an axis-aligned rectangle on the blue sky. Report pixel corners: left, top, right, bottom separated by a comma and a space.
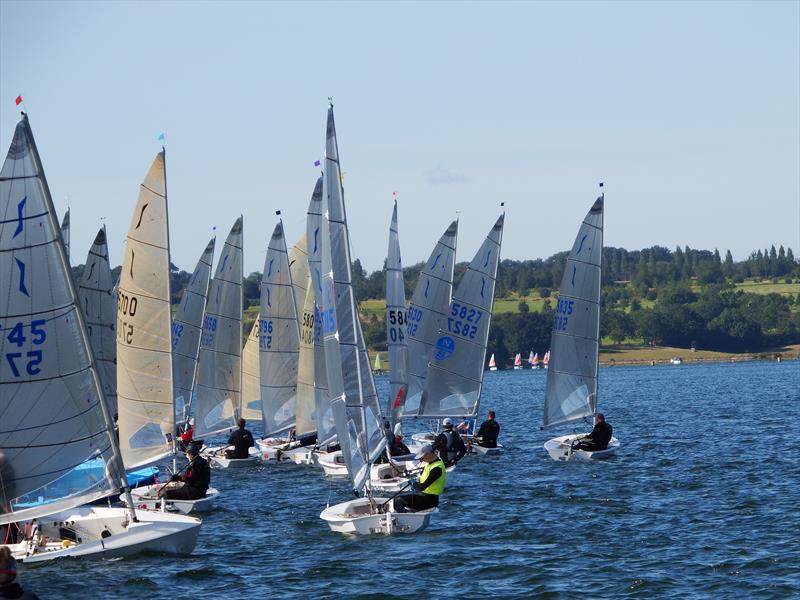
1, 1, 798, 274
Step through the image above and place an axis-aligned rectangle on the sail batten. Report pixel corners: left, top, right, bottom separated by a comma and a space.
0, 115, 123, 524
542, 196, 604, 429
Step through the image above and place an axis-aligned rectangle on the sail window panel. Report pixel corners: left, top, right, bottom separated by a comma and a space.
543, 372, 595, 427
423, 373, 479, 417
553, 297, 600, 342
195, 388, 237, 434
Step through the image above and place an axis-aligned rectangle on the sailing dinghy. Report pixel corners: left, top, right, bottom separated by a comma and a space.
316, 105, 434, 534
488, 353, 497, 371
542, 194, 620, 461
513, 352, 523, 369
0, 115, 200, 561
194, 218, 258, 468
116, 151, 219, 513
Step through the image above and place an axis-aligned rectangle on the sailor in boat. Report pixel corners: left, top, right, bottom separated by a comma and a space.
163, 445, 211, 501
177, 418, 196, 452
389, 424, 411, 457
474, 410, 501, 449
392, 445, 446, 513
225, 418, 255, 459
571, 413, 613, 452
433, 418, 467, 467
0, 547, 40, 600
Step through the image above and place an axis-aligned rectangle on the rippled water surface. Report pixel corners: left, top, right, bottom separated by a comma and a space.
22, 360, 800, 598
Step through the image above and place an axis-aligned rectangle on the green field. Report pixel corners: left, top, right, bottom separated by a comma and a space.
734, 279, 799, 297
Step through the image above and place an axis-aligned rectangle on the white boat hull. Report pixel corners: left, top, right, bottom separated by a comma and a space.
470, 442, 505, 456
318, 450, 349, 477
255, 437, 295, 462
4, 505, 200, 563
544, 434, 620, 461
202, 445, 261, 468
320, 497, 435, 535
125, 484, 220, 514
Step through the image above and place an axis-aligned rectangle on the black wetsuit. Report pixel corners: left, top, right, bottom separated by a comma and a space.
475, 419, 500, 447
166, 455, 211, 500
574, 421, 613, 451
0, 582, 40, 600
389, 439, 411, 457
226, 427, 255, 459
433, 429, 467, 466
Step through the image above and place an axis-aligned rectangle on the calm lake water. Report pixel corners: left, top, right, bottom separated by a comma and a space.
21, 360, 800, 599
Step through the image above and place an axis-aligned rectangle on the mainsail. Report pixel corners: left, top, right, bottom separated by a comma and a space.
288, 233, 313, 435
172, 237, 215, 425
77, 227, 117, 419
193, 217, 244, 438
259, 220, 301, 437
116, 151, 175, 469
420, 214, 505, 418
542, 196, 603, 429
404, 220, 458, 416
321, 105, 385, 492
385, 201, 408, 427
240, 320, 261, 421
305, 177, 334, 444
0, 114, 123, 524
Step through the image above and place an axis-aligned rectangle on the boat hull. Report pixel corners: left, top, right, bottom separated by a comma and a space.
124, 485, 220, 514
544, 434, 620, 461
318, 450, 348, 477
202, 446, 261, 468
5, 505, 200, 563
255, 437, 295, 462
320, 497, 435, 535
470, 443, 505, 456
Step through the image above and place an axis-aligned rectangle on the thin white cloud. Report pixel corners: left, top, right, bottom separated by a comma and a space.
426, 167, 471, 186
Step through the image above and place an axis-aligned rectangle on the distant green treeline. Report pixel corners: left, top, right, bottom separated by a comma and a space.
86, 243, 799, 362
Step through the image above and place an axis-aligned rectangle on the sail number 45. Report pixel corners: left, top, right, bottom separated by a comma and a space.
3, 320, 46, 376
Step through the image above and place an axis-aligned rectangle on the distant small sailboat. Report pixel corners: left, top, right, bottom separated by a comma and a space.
513, 353, 523, 369
542, 193, 620, 461
670, 357, 683, 365
373, 352, 383, 373
527, 350, 535, 367
488, 353, 498, 371
531, 352, 540, 369
543, 350, 550, 369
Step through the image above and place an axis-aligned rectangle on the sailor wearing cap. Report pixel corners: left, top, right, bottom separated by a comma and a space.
433, 418, 467, 467
392, 444, 446, 513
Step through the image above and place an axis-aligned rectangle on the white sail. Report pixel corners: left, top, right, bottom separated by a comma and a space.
420, 214, 505, 418
404, 220, 458, 416
288, 233, 313, 436
259, 220, 301, 437
0, 115, 123, 524
306, 176, 335, 444
240, 319, 261, 421
60, 208, 70, 259
77, 227, 117, 419
542, 196, 603, 429
321, 105, 385, 492
194, 217, 244, 438
172, 237, 215, 425
385, 201, 408, 427
116, 151, 175, 469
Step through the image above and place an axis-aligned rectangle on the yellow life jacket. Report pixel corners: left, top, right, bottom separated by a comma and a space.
418, 457, 446, 496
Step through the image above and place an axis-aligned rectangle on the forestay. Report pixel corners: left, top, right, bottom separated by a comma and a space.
305, 177, 335, 444
77, 227, 118, 419
172, 237, 215, 425
420, 214, 505, 418
404, 220, 458, 416
116, 151, 175, 469
193, 217, 244, 438
542, 197, 603, 429
321, 105, 385, 492
385, 201, 408, 428
0, 115, 123, 524
259, 220, 301, 437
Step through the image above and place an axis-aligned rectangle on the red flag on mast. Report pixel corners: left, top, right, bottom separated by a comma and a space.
15, 95, 22, 106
